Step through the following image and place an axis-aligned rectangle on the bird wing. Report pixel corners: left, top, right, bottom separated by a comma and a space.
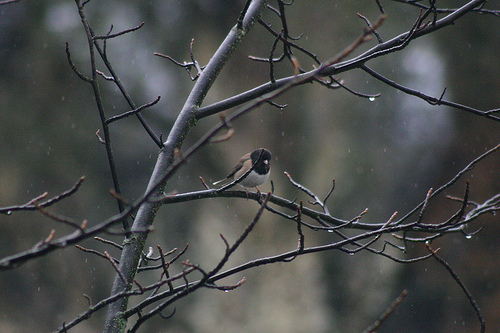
213, 152, 251, 185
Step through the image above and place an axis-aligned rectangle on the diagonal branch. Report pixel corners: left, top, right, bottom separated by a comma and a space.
105, 96, 161, 125
361, 65, 500, 122
0, 176, 85, 215
103, 2, 268, 331
426, 243, 486, 332
395, 144, 500, 225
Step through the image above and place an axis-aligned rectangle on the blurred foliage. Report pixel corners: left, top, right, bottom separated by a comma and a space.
0, 1, 499, 332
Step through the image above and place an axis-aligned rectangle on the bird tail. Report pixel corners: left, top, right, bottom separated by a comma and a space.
212, 178, 227, 186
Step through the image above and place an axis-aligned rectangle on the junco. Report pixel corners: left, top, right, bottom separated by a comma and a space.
213, 148, 271, 190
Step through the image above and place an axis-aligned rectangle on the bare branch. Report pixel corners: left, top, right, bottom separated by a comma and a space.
0, 0, 20, 5
124, 196, 271, 332
155, 39, 205, 81
157, 245, 174, 292
93, 22, 145, 40
95, 237, 123, 251
76, 244, 119, 263
237, 0, 253, 30
363, 289, 409, 333
361, 65, 500, 122
357, 12, 383, 43
396, 144, 500, 225
285, 171, 330, 215
209, 192, 271, 275
426, 243, 486, 332
205, 277, 246, 291
392, 0, 499, 16
0, 177, 84, 215
199, 1, 493, 120
65, 43, 91, 82
73, 0, 130, 229
106, 96, 161, 124
13, 1, 497, 331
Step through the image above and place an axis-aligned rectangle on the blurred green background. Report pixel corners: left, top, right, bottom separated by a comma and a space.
0, 1, 499, 332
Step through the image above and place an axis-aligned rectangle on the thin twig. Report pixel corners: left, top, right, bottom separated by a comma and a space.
94, 22, 145, 40
104, 251, 128, 284
94, 237, 123, 250
157, 245, 174, 292
297, 201, 305, 252
0, 177, 83, 214
395, 144, 500, 225
33, 201, 85, 231
209, 193, 271, 276
106, 96, 161, 124
363, 290, 408, 333
361, 65, 500, 122
76, 245, 119, 263
357, 13, 383, 43
426, 243, 486, 332
285, 171, 330, 215
154, 39, 205, 81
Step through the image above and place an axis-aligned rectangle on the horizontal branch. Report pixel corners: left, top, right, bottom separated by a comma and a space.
0, 202, 135, 270
105, 96, 161, 124
0, 177, 85, 215
361, 65, 500, 122
93, 22, 145, 40
155, 182, 497, 234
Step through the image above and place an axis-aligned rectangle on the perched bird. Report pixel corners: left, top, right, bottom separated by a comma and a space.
213, 148, 271, 190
